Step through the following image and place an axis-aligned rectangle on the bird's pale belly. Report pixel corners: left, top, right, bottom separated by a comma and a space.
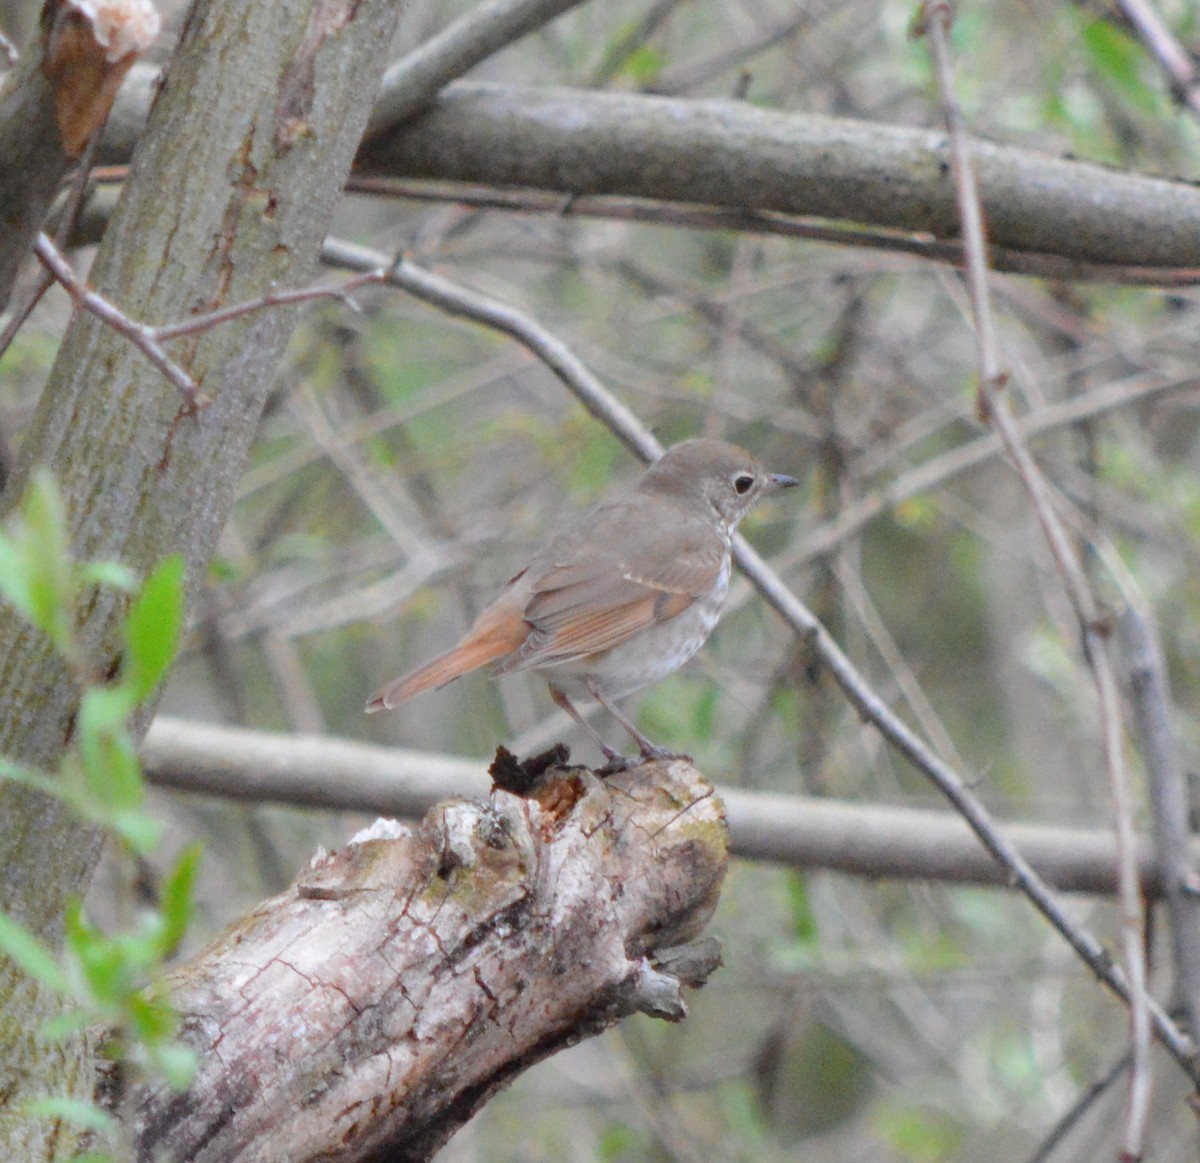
539, 558, 731, 701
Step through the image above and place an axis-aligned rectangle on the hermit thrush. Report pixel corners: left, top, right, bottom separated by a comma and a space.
366, 438, 798, 762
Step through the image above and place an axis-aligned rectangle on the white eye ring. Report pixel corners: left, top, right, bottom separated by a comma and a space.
732, 473, 755, 495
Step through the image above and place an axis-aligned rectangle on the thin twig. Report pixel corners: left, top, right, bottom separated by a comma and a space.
0, 260, 53, 367
918, 2, 1154, 1148
1025, 1052, 1132, 1163
1120, 606, 1200, 1063
322, 240, 662, 463
786, 370, 1199, 566
319, 234, 1196, 1073
32, 240, 389, 407
367, 0, 594, 137
343, 176, 1200, 287
833, 558, 968, 773
33, 233, 201, 405
1116, 0, 1200, 118
86, 168, 1200, 288
150, 270, 385, 340
289, 380, 435, 563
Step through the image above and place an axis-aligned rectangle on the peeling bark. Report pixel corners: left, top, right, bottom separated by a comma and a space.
129, 758, 728, 1163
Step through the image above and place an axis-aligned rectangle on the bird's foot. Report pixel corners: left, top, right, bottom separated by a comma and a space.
596, 744, 691, 776
597, 748, 636, 776
638, 744, 693, 764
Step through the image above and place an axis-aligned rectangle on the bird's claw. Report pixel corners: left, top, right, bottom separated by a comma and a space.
596, 745, 691, 776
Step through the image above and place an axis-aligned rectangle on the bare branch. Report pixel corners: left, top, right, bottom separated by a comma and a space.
918, 2, 1154, 1146
81, 169, 1200, 287
141, 714, 1200, 896
1120, 606, 1200, 1065
367, 0, 595, 136
357, 81, 1200, 272
314, 236, 1197, 1076
150, 269, 385, 340
91, 76, 1200, 276
786, 370, 1200, 566
1116, 0, 1200, 118
33, 232, 201, 405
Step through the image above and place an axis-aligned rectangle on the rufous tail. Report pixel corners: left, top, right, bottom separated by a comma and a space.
365, 606, 526, 712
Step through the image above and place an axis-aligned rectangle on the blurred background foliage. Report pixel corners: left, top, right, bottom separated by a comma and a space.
6, 0, 1200, 1157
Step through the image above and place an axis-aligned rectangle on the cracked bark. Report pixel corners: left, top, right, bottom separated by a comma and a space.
128, 758, 728, 1163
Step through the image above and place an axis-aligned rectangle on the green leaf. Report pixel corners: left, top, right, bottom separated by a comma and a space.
127, 991, 178, 1044
122, 555, 185, 702
148, 1041, 198, 1091
63, 901, 129, 1006
108, 810, 163, 857
26, 1096, 116, 1134
785, 871, 820, 945
1081, 18, 1156, 112
621, 44, 664, 85
0, 911, 69, 993
81, 727, 143, 815
40, 1009, 95, 1042
75, 689, 144, 831
79, 560, 138, 593
22, 469, 76, 652
0, 535, 35, 622
0, 756, 61, 798
158, 845, 202, 957
77, 685, 137, 740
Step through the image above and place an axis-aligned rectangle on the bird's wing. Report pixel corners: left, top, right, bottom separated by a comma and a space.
496, 498, 726, 671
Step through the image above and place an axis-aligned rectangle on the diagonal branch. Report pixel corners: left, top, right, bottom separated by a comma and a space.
317, 235, 1195, 1075
366, 0, 596, 136
918, 2, 1155, 1147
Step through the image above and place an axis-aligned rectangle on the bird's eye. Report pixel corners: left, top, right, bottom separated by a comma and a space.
733, 473, 755, 495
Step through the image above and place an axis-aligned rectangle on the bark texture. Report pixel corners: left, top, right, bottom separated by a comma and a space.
131, 758, 728, 1162
0, 0, 403, 1155
358, 82, 1200, 271
96, 71, 1200, 274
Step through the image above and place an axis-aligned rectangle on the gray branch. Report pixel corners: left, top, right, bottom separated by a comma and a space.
90, 73, 1200, 277
359, 81, 1200, 272
141, 715, 1191, 896
366, 0, 594, 135
1120, 607, 1200, 1061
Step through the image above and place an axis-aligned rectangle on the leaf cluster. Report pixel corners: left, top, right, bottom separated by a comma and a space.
0, 470, 197, 1153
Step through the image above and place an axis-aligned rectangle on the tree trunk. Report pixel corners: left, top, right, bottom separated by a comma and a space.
0, 1, 403, 1155
129, 758, 728, 1162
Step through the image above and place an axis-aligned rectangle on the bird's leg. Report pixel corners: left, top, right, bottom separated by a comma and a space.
547, 685, 626, 765
585, 683, 691, 764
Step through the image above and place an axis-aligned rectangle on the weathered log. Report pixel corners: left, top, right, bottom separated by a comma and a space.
130, 755, 728, 1162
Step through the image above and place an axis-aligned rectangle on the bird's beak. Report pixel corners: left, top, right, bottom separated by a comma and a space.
767, 472, 799, 492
